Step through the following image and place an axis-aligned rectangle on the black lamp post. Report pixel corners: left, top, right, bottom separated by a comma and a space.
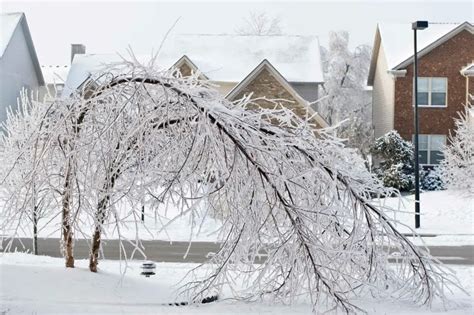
412, 21, 428, 229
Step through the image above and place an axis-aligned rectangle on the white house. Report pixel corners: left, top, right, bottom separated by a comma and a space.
0, 12, 44, 123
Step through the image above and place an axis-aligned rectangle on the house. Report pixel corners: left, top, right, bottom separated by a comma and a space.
368, 22, 473, 165
0, 12, 44, 123
63, 34, 328, 128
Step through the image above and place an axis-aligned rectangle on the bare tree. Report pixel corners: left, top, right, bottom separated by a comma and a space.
236, 12, 282, 35
0, 57, 462, 313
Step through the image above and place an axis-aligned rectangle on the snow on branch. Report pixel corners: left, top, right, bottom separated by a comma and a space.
0, 57, 462, 313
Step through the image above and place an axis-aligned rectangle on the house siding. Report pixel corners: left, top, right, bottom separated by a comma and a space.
230, 68, 322, 127
214, 81, 238, 96
394, 30, 474, 141
177, 63, 193, 77
0, 24, 42, 123
372, 43, 395, 138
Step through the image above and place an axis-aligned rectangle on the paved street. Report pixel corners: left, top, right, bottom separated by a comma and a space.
3, 238, 474, 265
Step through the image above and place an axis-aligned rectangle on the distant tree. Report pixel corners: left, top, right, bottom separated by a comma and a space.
236, 12, 282, 35
441, 104, 474, 195
371, 130, 415, 191
0, 91, 57, 255
318, 31, 372, 160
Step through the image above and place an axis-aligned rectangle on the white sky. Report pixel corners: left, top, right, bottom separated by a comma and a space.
1, 0, 472, 65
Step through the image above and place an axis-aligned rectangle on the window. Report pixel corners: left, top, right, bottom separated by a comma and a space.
415, 77, 447, 107
413, 134, 446, 165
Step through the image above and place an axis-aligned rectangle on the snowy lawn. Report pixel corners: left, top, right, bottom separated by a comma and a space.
0, 253, 472, 314
3, 189, 472, 246
374, 190, 473, 245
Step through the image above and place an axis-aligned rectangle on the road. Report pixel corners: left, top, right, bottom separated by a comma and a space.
3, 238, 474, 265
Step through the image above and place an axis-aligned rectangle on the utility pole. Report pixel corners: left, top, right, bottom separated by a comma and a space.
412, 21, 428, 229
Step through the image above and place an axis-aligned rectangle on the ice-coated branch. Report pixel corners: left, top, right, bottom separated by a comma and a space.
0, 58, 462, 313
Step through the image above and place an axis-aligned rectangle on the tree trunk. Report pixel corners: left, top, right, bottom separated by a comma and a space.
89, 196, 109, 272
89, 169, 119, 272
62, 160, 74, 268
33, 205, 38, 255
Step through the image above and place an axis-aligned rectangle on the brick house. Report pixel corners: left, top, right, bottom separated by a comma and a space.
368, 22, 473, 165
63, 34, 328, 128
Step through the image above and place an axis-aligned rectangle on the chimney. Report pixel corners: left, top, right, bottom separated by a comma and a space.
71, 44, 86, 63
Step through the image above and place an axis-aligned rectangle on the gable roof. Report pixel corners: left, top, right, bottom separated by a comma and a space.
158, 34, 324, 83
0, 12, 44, 85
0, 12, 22, 57
226, 59, 328, 128
63, 34, 324, 95
171, 55, 209, 80
368, 22, 473, 85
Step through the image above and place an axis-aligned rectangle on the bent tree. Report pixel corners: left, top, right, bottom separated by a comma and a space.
0, 59, 461, 313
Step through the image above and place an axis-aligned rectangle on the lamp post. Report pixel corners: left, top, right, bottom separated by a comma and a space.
412, 21, 428, 229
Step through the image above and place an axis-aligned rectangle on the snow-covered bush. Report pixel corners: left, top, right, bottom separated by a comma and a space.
0, 57, 461, 313
420, 167, 445, 191
441, 104, 474, 195
371, 131, 414, 191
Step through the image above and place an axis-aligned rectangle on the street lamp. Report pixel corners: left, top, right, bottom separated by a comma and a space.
412, 21, 428, 229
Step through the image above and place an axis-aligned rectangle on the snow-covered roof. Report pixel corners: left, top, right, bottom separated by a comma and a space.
379, 22, 473, 70
0, 12, 22, 57
63, 34, 323, 96
41, 65, 70, 85
368, 22, 473, 85
160, 34, 323, 83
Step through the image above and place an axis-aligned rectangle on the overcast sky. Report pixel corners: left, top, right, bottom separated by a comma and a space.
1, 0, 472, 65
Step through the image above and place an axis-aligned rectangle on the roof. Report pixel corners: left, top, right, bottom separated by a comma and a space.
225, 59, 328, 128
368, 22, 473, 85
63, 34, 323, 96
41, 65, 70, 84
0, 12, 44, 85
159, 34, 324, 83
0, 12, 22, 57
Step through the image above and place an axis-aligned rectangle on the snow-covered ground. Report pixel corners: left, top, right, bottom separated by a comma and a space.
374, 190, 474, 245
3, 189, 472, 246
0, 253, 472, 314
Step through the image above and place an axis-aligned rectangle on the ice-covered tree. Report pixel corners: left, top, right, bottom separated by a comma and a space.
441, 104, 474, 195
371, 130, 415, 191
0, 58, 461, 313
0, 91, 60, 255
318, 31, 373, 159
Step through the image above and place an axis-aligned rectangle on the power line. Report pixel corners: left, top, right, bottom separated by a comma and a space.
428, 21, 468, 25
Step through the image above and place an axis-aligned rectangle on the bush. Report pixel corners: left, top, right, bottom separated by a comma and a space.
371, 131, 414, 191
420, 167, 445, 191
